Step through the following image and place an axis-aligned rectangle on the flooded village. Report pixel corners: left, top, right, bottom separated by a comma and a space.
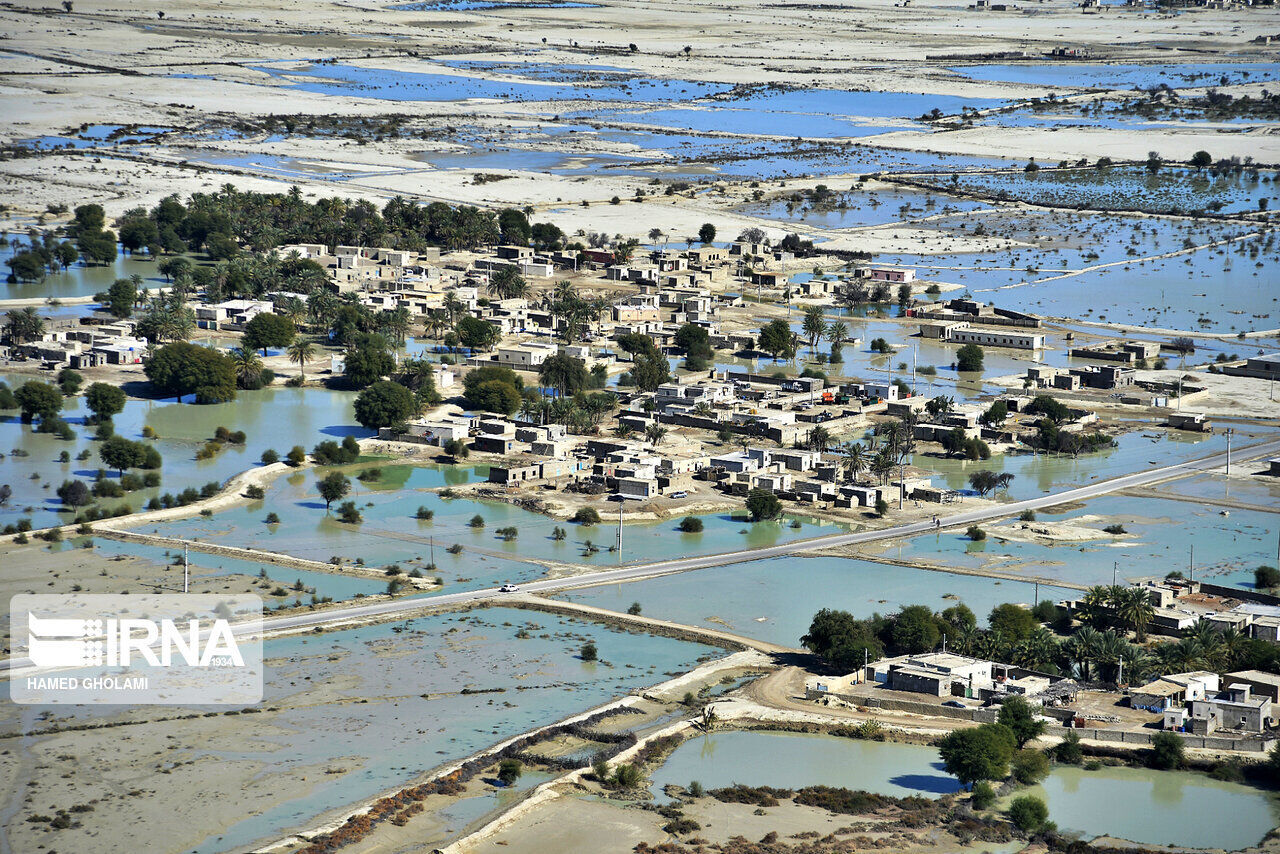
2, 0, 1280, 853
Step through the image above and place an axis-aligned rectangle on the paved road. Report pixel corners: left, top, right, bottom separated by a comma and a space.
244, 433, 1280, 638
7, 435, 1280, 668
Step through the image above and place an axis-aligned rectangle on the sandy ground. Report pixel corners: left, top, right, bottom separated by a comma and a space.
2, 0, 1277, 237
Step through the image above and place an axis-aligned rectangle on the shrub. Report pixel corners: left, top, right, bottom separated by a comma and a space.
415, 506, 434, 520
580, 641, 598, 661
1019, 509, 1036, 522
497, 758, 522, 785
1007, 795, 1049, 833
468, 514, 485, 528
627, 602, 642, 615
336, 501, 363, 524
970, 781, 996, 810
286, 445, 306, 466
1102, 524, 1126, 535
571, 507, 601, 525
1149, 732, 1184, 770
612, 763, 641, 788
265, 512, 280, 524
1011, 749, 1050, 785
967, 525, 986, 541
677, 516, 703, 533
260, 448, 279, 465
1256, 565, 1280, 590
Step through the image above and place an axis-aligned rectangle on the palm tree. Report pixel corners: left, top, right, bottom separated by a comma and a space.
231, 347, 264, 389
288, 338, 315, 382
1015, 628, 1060, 672
806, 424, 832, 452
1114, 587, 1155, 642
801, 305, 825, 357
1065, 625, 1104, 682
692, 401, 714, 418
487, 267, 528, 300
380, 306, 411, 348
826, 320, 849, 361
442, 292, 465, 325
644, 423, 668, 448
840, 441, 867, 484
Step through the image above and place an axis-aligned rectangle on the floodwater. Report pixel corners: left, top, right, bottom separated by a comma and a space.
3, 606, 718, 854
651, 731, 1280, 850
879, 210, 1274, 334
251, 61, 723, 104
140, 461, 844, 588
947, 165, 1278, 216
649, 730, 961, 799
880, 493, 1279, 590
0, 377, 366, 530
1021, 763, 1280, 848
558, 554, 1078, 647
1, 239, 166, 300
949, 62, 1280, 90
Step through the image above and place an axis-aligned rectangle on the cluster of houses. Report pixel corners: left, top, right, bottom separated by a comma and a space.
912, 298, 1046, 351
807, 651, 1079, 707
1064, 579, 1280, 644
1129, 670, 1278, 734
3, 317, 148, 367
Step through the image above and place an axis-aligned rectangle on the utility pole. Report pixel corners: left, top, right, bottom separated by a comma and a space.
1113, 561, 1118, 587
183, 545, 189, 594
1189, 543, 1194, 582
1225, 427, 1233, 476
429, 535, 435, 569
617, 500, 623, 560
1117, 656, 1124, 687
898, 463, 906, 509
1034, 581, 1039, 607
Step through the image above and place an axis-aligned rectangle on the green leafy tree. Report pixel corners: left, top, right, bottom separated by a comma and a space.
144, 342, 236, 403
1054, 729, 1083, 765
998, 695, 1047, 747
99, 435, 146, 476
989, 604, 1037, 643
4, 307, 45, 344
354, 380, 416, 429
630, 353, 670, 392
698, 222, 716, 244
538, 353, 588, 396
344, 333, 395, 389
758, 319, 796, 361
456, 315, 502, 351
1149, 732, 1185, 770
745, 487, 782, 521
801, 608, 884, 672
14, 381, 63, 422
106, 277, 137, 318
1011, 749, 1050, 785
892, 605, 941, 653
463, 365, 524, 415
955, 343, 984, 373
497, 759, 522, 785
674, 323, 713, 371
242, 313, 295, 356
84, 382, 126, 421
316, 471, 351, 510
938, 723, 1016, 787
